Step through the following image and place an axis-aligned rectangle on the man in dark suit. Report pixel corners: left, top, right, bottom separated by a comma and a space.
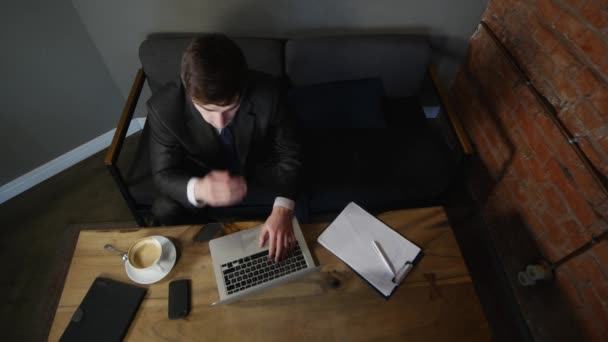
147, 34, 301, 261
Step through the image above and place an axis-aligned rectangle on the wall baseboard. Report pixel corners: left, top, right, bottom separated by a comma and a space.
0, 118, 147, 205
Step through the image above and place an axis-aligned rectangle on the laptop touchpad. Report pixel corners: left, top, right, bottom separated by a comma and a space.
240, 226, 264, 253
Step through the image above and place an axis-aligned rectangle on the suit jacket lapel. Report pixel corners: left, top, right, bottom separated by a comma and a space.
184, 92, 255, 171
232, 97, 254, 169
185, 96, 224, 169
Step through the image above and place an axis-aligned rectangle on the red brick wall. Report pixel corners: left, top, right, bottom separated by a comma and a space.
449, 0, 608, 340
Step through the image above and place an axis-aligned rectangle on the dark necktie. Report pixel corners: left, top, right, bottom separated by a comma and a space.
219, 126, 241, 174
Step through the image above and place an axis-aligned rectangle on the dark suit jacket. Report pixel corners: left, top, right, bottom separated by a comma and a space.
147, 71, 302, 208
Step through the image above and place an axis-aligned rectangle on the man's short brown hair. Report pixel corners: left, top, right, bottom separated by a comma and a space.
180, 34, 248, 106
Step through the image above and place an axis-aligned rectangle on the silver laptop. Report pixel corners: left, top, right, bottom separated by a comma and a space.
209, 217, 318, 305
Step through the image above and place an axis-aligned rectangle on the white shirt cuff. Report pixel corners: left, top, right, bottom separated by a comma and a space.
273, 197, 295, 210
187, 177, 206, 208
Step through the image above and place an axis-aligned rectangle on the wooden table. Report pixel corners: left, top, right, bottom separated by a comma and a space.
48, 207, 491, 341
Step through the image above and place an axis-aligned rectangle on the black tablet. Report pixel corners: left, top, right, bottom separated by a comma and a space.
59, 277, 147, 342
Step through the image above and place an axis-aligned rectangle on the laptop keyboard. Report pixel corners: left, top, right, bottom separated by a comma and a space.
221, 242, 307, 295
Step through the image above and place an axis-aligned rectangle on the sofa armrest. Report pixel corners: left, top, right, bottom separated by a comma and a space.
104, 69, 147, 226
104, 68, 146, 166
424, 64, 473, 156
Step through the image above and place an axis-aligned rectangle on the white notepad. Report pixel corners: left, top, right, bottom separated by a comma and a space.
317, 202, 421, 297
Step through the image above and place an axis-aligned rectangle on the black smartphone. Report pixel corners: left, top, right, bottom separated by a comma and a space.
193, 222, 225, 242
168, 279, 190, 320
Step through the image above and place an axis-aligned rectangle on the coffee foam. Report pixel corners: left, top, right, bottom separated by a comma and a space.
129, 239, 161, 269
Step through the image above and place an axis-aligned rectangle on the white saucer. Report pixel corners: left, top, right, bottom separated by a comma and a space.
125, 236, 177, 285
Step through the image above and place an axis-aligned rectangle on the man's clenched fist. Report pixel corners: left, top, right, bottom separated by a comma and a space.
194, 170, 247, 207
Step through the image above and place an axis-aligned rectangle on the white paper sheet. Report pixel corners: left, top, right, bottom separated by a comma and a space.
317, 202, 421, 297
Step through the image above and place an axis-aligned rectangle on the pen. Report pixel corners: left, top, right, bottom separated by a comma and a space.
372, 240, 395, 277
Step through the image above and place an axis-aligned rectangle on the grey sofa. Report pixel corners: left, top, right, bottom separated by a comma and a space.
105, 34, 471, 226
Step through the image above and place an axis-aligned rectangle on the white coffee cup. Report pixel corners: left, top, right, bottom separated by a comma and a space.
127, 237, 165, 273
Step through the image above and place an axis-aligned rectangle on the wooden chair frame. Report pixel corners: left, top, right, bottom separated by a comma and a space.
104, 69, 147, 226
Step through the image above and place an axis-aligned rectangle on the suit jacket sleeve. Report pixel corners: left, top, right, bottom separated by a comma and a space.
263, 91, 302, 200
148, 104, 195, 208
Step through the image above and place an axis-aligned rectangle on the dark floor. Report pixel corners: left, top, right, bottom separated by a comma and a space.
0, 133, 533, 342
0, 147, 135, 342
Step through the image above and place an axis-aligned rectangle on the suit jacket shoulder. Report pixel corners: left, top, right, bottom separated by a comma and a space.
246, 70, 281, 115
147, 71, 281, 128
146, 79, 187, 137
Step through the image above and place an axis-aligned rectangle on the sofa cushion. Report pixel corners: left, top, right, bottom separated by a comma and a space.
140, 36, 284, 92
383, 97, 428, 128
301, 105, 455, 213
285, 35, 431, 98
288, 78, 386, 129
307, 184, 438, 213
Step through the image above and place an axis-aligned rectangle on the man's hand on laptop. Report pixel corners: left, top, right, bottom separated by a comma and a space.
194, 171, 247, 206
258, 206, 295, 262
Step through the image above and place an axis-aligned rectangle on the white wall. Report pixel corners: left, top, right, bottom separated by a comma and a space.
72, 0, 488, 108
0, 1, 123, 185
